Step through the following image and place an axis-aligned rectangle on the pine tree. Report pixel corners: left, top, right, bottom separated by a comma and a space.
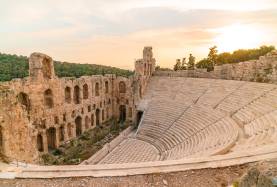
173, 59, 181, 71
181, 58, 187, 70
207, 46, 218, 71
187, 54, 195, 70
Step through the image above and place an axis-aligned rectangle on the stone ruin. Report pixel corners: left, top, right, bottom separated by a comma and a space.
0, 47, 155, 163
155, 50, 277, 83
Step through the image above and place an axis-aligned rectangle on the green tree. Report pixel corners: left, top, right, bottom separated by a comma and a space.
180, 58, 186, 70
196, 45, 275, 71
216, 52, 231, 65
187, 54, 196, 70
173, 59, 181, 71
207, 46, 218, 71
196, 58, 209, 69
155, 65, 161, 70
155, 66, 172, 71
0, 53, 133, 82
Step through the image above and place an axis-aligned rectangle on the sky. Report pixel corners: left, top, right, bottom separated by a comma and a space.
0, 0, 277, 69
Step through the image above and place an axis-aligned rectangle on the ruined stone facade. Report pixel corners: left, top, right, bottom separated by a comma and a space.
155, 50, 277, 84
0, 47, 155, 163
135, 47, 156, 98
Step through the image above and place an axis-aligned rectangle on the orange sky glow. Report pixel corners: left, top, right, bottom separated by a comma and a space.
0, 0, 277, 69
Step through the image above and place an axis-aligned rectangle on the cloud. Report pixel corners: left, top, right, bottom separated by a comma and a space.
0, 1, 277, 69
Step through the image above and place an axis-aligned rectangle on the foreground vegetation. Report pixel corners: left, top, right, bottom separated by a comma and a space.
0, 53, 133, 82
41, 119, 130, 165
172, 45, 275, 71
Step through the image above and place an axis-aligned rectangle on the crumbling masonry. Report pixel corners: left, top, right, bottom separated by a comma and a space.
0, 47, 155, 163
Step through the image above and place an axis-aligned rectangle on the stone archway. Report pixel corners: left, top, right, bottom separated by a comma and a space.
136, 111, 143, 126
95, 82, 100, 96
75, 116, 82, 136
37, 134, 44, 152
105, 81, 109, 93
59, 125, 64, 141
119, 105, 126, 123
74, 86, 80, 104
65, 87, 71, 103
96, 109, 100, 126
83, 84, 89, 99
17, 92, 31, 112
47, 127, 56, 150
119, 81, 126, 93
44, 89, 54, 108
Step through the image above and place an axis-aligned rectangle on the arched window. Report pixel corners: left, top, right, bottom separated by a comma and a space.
59, 125, 64, 141
46, 127, 56, 150
105, 81, 109, 94
74, 86, 80, 104
37, 134, 44, 152
96, 109, 100, 126
75, 116, 82, 136
44, 89, 54, 108
17, 92, 31, 112
119, 81, 126, 93
83, 84, 89, 99
119, 105, 126, 123
95, 82, 100, 96
65, 87, 71, 103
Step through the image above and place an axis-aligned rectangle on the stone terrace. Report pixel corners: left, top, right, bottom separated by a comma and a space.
90, 76, 277, 164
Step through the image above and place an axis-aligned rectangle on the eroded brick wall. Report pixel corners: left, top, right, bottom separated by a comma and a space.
0, 47, 155, 163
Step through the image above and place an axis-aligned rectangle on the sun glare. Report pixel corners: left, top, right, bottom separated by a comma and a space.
213, 24, 266, 52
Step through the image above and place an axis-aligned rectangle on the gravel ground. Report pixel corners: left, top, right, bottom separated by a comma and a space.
0, 164, 249, 187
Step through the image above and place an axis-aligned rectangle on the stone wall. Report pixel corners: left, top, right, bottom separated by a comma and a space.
0, 47, 155, 163
154, 50, 277, 84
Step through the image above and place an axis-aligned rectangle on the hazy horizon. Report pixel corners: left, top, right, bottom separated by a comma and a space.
1, 0, 277, 70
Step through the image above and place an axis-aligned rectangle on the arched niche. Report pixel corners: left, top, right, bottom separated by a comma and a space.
44, 89, 54, 108
119, 81, 126, 93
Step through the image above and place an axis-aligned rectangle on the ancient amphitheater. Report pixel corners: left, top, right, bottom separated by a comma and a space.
0, 47, 277, 186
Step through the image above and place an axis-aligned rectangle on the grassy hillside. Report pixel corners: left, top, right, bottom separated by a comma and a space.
0, 53, 133, 82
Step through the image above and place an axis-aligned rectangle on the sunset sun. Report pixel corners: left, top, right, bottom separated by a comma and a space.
213, 24, 266, 52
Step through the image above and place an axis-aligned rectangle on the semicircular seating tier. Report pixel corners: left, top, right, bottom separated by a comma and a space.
94, 76, 277, 165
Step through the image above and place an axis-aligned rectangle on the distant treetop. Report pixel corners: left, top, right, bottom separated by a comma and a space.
196, 45, 275, 71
